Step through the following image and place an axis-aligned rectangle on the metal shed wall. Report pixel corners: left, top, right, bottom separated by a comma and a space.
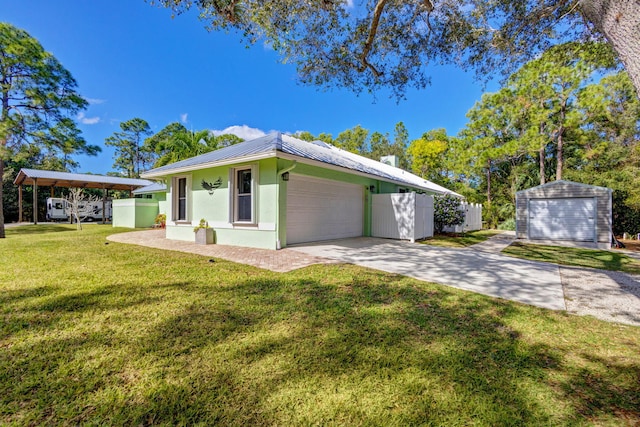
515, 180, 612, 247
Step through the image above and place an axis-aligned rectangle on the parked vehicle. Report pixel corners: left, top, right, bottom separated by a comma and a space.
46, 197, 112, 222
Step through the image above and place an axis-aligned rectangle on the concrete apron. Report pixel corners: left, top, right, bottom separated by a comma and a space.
289, 237, 565, 311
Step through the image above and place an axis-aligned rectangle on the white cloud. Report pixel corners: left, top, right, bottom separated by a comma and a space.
77, 112, 100, 125
180, 113, 188, 124
211, 125, 267, 141
85, 98, 106, 105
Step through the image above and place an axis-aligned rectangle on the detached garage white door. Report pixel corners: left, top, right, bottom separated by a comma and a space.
529, 198, 596, 241
287, 174, 364, 245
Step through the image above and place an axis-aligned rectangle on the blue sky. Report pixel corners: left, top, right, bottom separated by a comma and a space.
2, 0, 497, 175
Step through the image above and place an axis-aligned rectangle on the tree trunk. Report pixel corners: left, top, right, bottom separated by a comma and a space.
0, 157, 5, 238
539, 145, 546, 185
486, 159, 492, 204
580, 0, 640, 97
556, 128, 564, 181
555, 99, 567, 181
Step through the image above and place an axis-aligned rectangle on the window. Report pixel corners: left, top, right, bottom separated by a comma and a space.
232, 166, 256, 224
172, 176, 189, 221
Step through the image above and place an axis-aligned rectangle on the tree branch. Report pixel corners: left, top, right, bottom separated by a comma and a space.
358, 0, 388, 77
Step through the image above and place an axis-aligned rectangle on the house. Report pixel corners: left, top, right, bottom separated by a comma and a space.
516, 180, 612, 249
141, 132, 459, 249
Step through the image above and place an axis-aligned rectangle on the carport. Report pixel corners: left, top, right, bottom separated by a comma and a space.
13, 168, 153, 224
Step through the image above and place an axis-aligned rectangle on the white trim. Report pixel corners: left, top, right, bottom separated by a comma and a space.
171, 175, 191, 222
229, 164, 258, 225
206, 221, 275, 231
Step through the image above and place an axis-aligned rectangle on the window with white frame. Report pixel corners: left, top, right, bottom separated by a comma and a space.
231, 166, 256, 224
172, 176, 189, 221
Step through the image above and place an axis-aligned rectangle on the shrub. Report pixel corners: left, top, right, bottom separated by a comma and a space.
498, 218, 516, 231
434, 193, 465, 234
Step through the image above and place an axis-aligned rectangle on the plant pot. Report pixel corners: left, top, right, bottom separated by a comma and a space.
195, 228, 214, 245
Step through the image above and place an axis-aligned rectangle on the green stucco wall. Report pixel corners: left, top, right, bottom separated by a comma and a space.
164, 158, 279, 249
112, 199, 159, 228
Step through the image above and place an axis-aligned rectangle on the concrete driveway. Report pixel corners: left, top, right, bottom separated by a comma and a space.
289, 237, 565, 311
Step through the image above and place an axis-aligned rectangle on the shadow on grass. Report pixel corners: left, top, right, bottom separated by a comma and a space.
4, 224, 79, 235
420, 230, 502, 248
2, 266, 639, 425
504, 241, 640, 274
129, 271, 638, 425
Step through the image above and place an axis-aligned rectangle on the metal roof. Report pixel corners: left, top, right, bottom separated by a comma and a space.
515, 180, 612, 195
132, 182, 167, 194
142, 132, 460, 195
14, 168, 153, 191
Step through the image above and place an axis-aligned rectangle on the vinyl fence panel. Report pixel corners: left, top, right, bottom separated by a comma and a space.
372, 193, 434, 241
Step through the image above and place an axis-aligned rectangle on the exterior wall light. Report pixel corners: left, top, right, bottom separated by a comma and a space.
282, 172, 290, 181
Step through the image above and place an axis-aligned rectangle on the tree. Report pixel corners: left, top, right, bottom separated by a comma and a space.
105, 118, 153, 177
153, 0, 640, 98
433, 193, 465, 234
391, 122, 411, 170
408, 128, 450, 184
508, 42, 615, 181
216, 133, 244, 148
335, 125, 369, 154
0, 23, 98, 238
65, 188, 101, 230
368, 131, 392, 162
145, 123, 244, 167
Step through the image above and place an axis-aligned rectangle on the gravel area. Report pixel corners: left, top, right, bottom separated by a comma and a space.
560, 266, 640, 326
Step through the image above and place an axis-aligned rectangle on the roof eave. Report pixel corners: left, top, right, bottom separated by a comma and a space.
276, 152, 453, 195
141, 151, 278, 178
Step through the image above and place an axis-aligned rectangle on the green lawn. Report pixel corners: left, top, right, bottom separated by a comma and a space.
1, 225, 639, 425
420, 229, 502, 248
503, 241, 640, 274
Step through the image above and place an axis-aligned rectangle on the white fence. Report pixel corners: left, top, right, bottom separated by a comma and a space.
443, 202, 483, 233
371, 193, 434, 242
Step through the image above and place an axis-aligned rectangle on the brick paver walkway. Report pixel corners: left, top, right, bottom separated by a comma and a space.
106, 229, 338, 273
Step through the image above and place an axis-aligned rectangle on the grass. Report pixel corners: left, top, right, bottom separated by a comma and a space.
420, 229, 503, 248
1, 225, 639, 425
503, 241, 640, 274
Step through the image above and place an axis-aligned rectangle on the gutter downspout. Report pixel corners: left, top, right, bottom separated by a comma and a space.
276, 161, 297, 250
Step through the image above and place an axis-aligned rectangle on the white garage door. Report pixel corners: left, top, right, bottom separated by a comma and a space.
287, 174, 364, 245
529, 198, 596, 241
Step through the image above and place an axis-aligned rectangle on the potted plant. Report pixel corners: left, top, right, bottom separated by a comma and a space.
154, 213, 166, 229
194, 218, 214, 244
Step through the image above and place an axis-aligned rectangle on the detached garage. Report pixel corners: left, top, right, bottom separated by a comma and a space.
516, 180, 612, 249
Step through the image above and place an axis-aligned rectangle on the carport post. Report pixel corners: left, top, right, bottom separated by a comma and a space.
102, 187, 106, 223
18, 185, 23, 223
32, 178, 38, 225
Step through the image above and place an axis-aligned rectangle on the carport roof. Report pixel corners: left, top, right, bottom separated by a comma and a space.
13, 168, 154, 191
142, 132, 460, 196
